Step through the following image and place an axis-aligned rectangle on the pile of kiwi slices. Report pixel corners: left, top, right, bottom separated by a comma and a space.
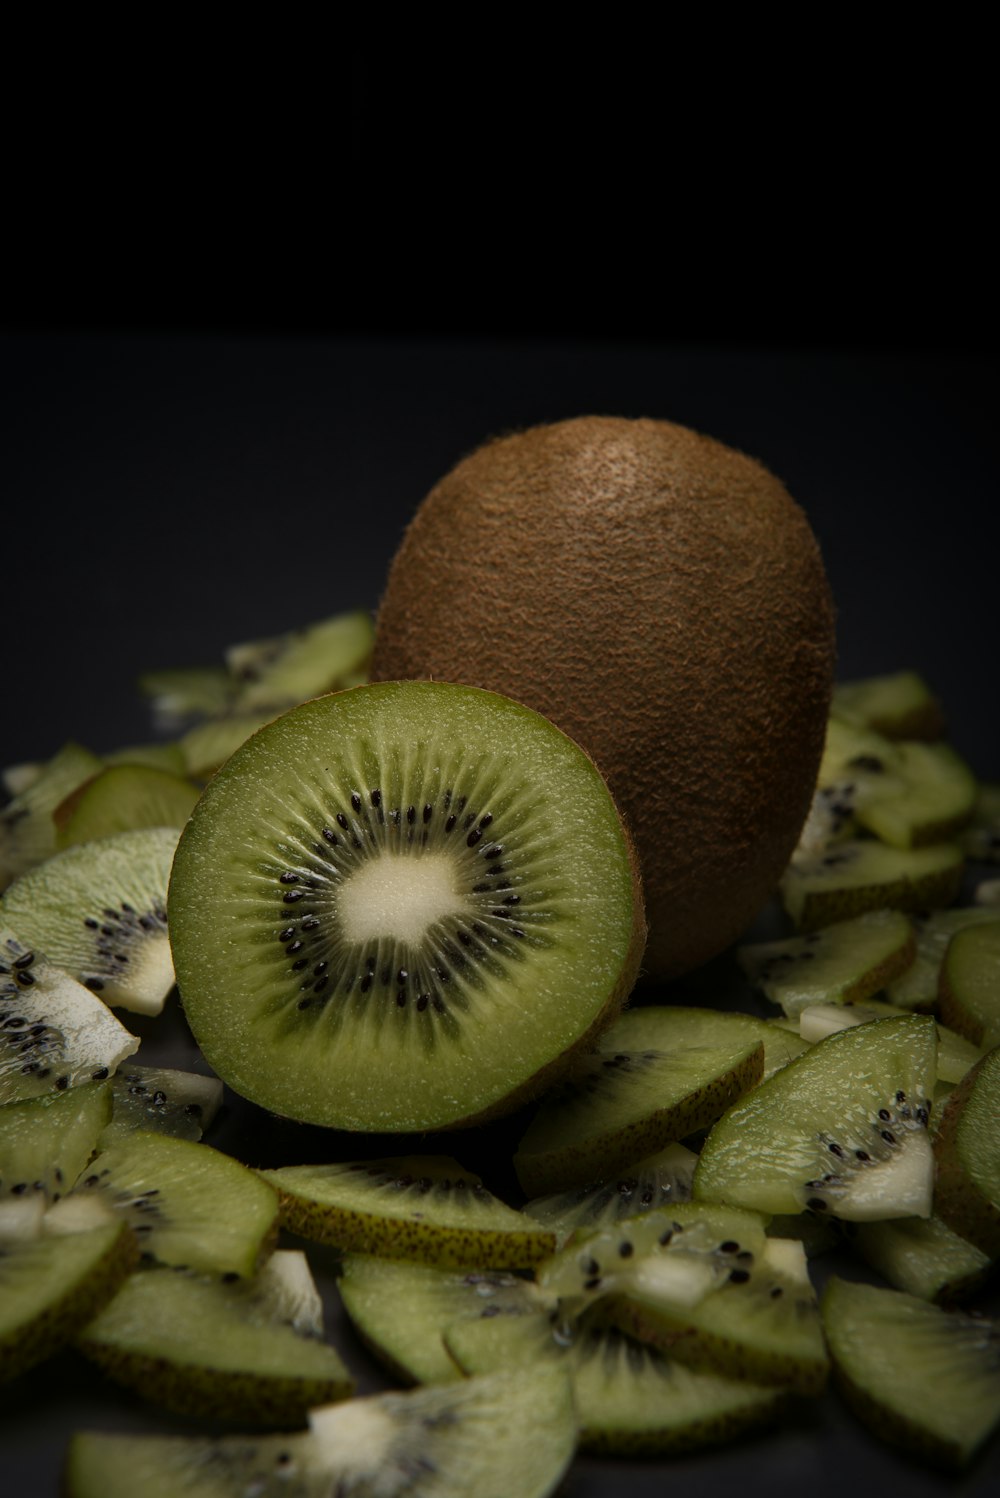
2, 629, 1000, 1496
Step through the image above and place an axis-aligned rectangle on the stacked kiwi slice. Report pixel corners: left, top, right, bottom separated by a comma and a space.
3, 643, 1000, 1495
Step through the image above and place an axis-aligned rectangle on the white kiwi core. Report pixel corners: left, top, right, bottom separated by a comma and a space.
337, 851, 469, 947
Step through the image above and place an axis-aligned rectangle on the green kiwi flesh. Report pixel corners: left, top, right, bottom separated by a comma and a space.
73, 1131, 280, 1277
831, 670, 945, 740
821, 1276, 1000, 1469
886, 905, 1000, 1011
738, 908, 916, 1019
932, 1048, 1000, 1255
1, 829, 178, 1015
0, 1081, 111, 1202
338, 1254, 552, 1385
76, 1251, 354, 1424
938, 919, 1000, 1046
780, 839, 964, 930
522, 1141, 698, 1245
694, 1014, 938, 1219
0, 742, 103, 889
100, 1065, 224, 1145
54, 764, 200, 848
847, 1213, 993, 1304
227, 609, 374, 711
261, 1156, 557, 1268
513, 1006, 765, 1197
0, 932, 139, 1104
444, 1306, 788, 1455
169, 681, 644, 1132
64, 1365, 578, 1498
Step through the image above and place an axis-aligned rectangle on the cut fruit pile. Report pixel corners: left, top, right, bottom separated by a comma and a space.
2, 652, 999, 1493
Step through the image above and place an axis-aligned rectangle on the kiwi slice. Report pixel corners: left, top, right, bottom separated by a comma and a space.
831, 669, 945, 740
933, 1048, 1000, 1256
73, 1131, 280, 1277
1, 828, 178, 1015
799, 717, 976, 852
138, 665, 238, 727
796, 997, 986, 1085
780, 838, 964, 929
100, 1065, 224, 1146
178, 710, 277, 780
0, 1203, 138, 1383
445, 1304, 788, 1454
0, 741, 103, 888
737, 908, 916, 1019
0, 1081, 111, 1202
170, 681, 645, 1133
0, 932, 139, 1104
821, 1276, 1000, 1469
885, 904, 1000, 1011
227, 609, 375, 711
65, 1364, 578, 1498
77, 1251, 355, 1424
537, 1204, 828, 1392
694, 1013, 938, 1220
513, 1006, 765, 1198
847, 1213, 993, 1304
938, 919, 1000, 1047
262, 1156, 556, 1268
338, 1253, 551, 1385
53, 764, 200, 848
522, 1141, 698, 1245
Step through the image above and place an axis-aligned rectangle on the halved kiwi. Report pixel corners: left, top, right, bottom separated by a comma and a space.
169, 681, 645, 1132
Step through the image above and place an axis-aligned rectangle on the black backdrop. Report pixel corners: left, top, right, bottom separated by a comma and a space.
2, 323, 999, 1496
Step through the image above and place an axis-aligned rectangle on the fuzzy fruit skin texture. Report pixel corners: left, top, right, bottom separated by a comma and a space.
372, 416, 836, 978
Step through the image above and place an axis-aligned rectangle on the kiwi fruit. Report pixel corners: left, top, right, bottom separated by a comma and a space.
938, 919, 1000, 1046
76, 1250, 355, 1424
694, 1013, 939, 1220
169, 680, 645, 1133
1, 828, 179, 1015
370, 415, 835, 979
52, 764, 200, 848
821, 1276, 1000, 1469
780, 838, 965, 929
737, 908, 917, 1019
932, 1048, 1000, 1256
64, 1365, 579, 1498
100, 1065, 224, 1145
513, 1006, 766, 1198
831, 669, 945, 740
261, 1155, 557, 1268
0, 742, 103, 888
0, 932, 139, 1104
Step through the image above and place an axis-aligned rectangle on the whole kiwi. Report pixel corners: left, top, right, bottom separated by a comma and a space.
371, 415, 836, 978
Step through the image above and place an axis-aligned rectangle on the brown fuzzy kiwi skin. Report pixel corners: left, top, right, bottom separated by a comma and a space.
371, 415, 836, 979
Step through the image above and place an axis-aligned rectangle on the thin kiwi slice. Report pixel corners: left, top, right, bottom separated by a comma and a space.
1, 829, 178, 1015
886, 904, 1000, 1010
522, 1141, 698, 1245
821, 1276, 1000, 1469
798, 717, 976, 852
780, 839, 964, 929
796, 997, 986, 1086
847, 1213, 993, 1304
0, 1201, 138, 1383
536, 1204, 828, 1393
513, 1006, 765, 1198
0, 741, 103, 888
938, 919, 1000, 1046
932, 1048, 1000, 1256
737, 908, 916, 1019
831, 669, 945, 740
694, 1013, 938, 1220
99, 1065, 224, 1146
227, 609, 375, 710
0, 932, 139, 1104
72, 1131, 280, 1277
138, 665, 238, 728
76, 1250, 355, 1424
178, 710, 277, 780
65, 1364, 578, 1498
445, 1304, 788, 1455
170, 681, 645, 1133
0, 1081, 111, 1202
338, 1253, 552, 1385
262, 1156, 556, 1268
53, 764, 200, 848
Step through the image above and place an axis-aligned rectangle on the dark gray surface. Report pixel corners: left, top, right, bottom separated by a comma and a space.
2, 330, 998, 1494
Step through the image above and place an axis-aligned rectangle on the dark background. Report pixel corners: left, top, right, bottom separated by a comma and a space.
3, 41, 1000, 1496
